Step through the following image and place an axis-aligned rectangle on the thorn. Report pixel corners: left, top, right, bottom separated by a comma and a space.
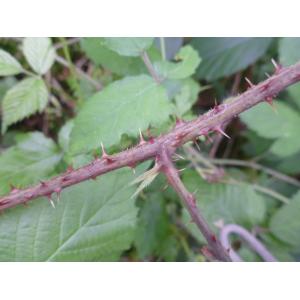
40, 180, 47, 187
146, 129, 155, 144
192, 138, 201, 151
178, 168, 186, 173
25, 193, 32, 201
245, 77, 255, 88
23, 201, 28, 207
93, 150, 99, 160
214, 98, 218, 107
173, 153, 185, 161
66, 165, 74, 173
175, 117, 185, 127
215, 127, 230, 139
139, 129, 146, 145
162, 184, 169, 191
265, 72, 271, 78
265, 96, 278, 113
54, 187, 62, 202
127, 162, 136, 174
192, 189, 198, 195
10, 184, 19, 193
271, 58, 282, 73
46, 194, 55, 208
100, 142, 114, 163
90, 174, 98, 180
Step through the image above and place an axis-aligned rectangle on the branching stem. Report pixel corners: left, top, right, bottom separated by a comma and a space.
1, 61, 300, 254
157, 145, 230, 261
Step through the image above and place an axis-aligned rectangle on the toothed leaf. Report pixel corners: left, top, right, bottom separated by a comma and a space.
103, 38, 154, 57
191, 37, 273, 80
154, 45, 201, 79
0, 168, 140, 261
70, 75, 173, 155
81, 38, 160, 76
241, 101, 300, 157
279, 37, 300, 110
181, 170, 266, 243
1, 77, 48, 133
23, 37, 56, 74
0, 49, 23, 76
0, 132, 62, 196
270, 191, 300, 249
134, 193, 170, 259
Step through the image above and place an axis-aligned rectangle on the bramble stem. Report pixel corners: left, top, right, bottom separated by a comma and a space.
1, 60, 300, 212
141, 51, 161, 83
157, 145, 231, 261
219, 223, 277, 262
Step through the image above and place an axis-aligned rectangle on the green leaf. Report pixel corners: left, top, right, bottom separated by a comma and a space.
279, 37, 300, 66
70, 75, 172, 154
270, 191, 300, 249
1, 77, 48, 133
191, 37, 273, 80
182, 170, 266, 242
0, 168, 139, 261
81, 38, 145, 76
23, 37, 56, 74
0, 49, 23, 76
173, 78, 201, 116
154, 45, 201, 79
279, 38, 300, 110
103, 38, 154, 57
134, 193, 169, 259
241, 101, 300, 157
0, 132, 62, 196
58, 120, 74, 153
0, 77, 17, 100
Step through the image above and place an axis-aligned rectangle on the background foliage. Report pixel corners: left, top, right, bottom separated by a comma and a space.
0, 37, 300, 261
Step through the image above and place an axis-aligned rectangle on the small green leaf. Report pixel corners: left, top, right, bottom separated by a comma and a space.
134, 193, 170, 259
279, 38, 300, 110
0, 49, 23, 76
70, 75, 172, 154
81, 38, 146, 76
154, 45, 201, 79
58, 120, 74, 153
270, 191, 300, 248
279, 37, 300, 66
23, 37, 56, 74
103, 38, 154, 57
0, 77, 17, 101
191, 37, 273, 80
182, 170, 266, 242
173, 78, 201, 116
1, 77, 48, 133
241, 101, 300, 157
0, 132, 62, 196
0, 168, 139, 261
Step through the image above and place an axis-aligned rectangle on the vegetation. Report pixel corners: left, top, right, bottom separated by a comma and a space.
0, 37, 300, 261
